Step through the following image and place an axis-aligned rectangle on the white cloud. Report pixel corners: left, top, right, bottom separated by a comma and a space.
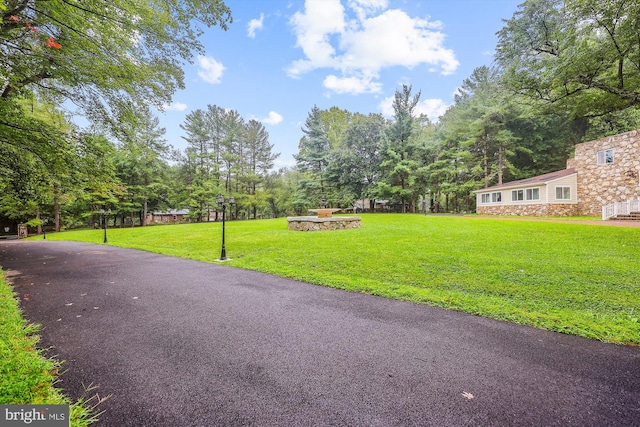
379, 95, 395, 117
261, 111, 283, 125
347, 0, 388, 20
247, 13, 264, 38
162, 102, 187, 112
340, 10, 459, 75
415, 98, 450, 121
287, 0, 459, 94
197, 55, 225, 84
323, 74, 382, 94
287, 0, 345, 77
379, 95, 449, 122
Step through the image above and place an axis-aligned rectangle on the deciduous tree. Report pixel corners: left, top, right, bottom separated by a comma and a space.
1, 0, 232, 127
497, 0, 640, 117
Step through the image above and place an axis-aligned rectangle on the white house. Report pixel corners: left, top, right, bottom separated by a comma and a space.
475, 168, 578, 216
475, 129, 640, 218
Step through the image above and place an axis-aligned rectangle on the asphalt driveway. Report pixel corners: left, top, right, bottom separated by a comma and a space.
1, 240, 638, 426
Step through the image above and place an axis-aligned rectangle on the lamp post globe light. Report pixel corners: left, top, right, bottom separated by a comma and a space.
216, 194, 235, 261
99, 208, 110, 244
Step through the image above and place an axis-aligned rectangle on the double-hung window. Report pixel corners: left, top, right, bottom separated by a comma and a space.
481, 193, 490, 204
491, 192, 501, 203
555, 186, 571, 200
512, 189, 524, 201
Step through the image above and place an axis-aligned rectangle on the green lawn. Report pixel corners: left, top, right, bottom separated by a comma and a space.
38, 214, 639, 344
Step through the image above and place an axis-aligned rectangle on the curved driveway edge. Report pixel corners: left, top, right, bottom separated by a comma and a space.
1, 241, 639, 426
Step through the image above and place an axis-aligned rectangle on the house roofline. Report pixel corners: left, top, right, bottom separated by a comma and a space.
474, 168, 576, 193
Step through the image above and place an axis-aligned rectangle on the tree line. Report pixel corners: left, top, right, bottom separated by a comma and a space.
2, 0, 640, 230
294, 0, 640, 213
0, 0, 233, 230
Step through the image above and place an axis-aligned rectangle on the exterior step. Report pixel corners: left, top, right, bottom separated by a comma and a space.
613, 212, 640, 220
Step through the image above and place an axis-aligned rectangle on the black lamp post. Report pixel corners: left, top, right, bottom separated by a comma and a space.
216, 194, 235, 261
42, 219, 47, 240
99, 208, 110, 243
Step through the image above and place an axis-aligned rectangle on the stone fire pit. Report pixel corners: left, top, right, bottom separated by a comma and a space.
287, 208, 361, 231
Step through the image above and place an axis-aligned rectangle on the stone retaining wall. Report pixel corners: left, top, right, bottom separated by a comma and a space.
287, 216, 362, 231
477, 204, 578, 216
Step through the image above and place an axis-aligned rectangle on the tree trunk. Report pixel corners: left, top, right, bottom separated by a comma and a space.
36, 208, 42, 235
401, 176, 406, 213
53, 183, 61, 232
143, 200, 148, 226
483, 134, 489, 188
498, 141, 504, 185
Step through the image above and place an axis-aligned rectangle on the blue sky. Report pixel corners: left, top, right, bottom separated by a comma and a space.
158, 0, 522, 168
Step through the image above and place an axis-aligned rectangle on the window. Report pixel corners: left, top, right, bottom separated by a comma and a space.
526, 188, 540, 201
512, 189, 524, 201
555, 186, 571, 200
597, 149, 614, 165
481, 192, 502, 203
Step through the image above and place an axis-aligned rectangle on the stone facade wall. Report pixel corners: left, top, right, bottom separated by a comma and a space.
573, 130, 640, 216
287, 216, 362, 231
477, 203, 578, 216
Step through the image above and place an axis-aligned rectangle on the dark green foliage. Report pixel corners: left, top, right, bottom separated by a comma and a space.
295, 106, 332, 209
378, 85, 422, 212
497, 0, 640, 118
326, 113, 386, 206
175, 106, 280, 220
6, 0, 640, 225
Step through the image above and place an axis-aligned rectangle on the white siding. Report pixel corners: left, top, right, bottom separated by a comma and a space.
476, 173, 578, 208
546, 174, 578, 204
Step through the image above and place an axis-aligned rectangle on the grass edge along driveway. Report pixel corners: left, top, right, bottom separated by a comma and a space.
0, 274, 100, 425
37, 214, 640, 345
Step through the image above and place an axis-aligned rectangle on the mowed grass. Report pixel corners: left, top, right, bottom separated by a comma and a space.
40, 214, 640, 344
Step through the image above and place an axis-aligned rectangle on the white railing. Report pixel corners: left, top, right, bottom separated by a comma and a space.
602, 199, 640, 220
